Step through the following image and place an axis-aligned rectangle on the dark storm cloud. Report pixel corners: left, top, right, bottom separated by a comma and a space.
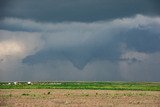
0, 0, 160, 22
0, 0, 160, 81
0, 15, 160, 81
22, 28, 160, 69
0, 15, 160, 70
119, 29, 160, 53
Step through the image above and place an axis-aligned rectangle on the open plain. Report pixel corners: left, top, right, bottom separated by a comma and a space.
0, 89, 160, 107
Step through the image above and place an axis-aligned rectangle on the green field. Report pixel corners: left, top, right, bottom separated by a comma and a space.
0, 82, 160, 91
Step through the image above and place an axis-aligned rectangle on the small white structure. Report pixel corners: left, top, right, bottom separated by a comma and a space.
8, 83, 11, 85
14, 81, 17, 85
27, 81, 31, 85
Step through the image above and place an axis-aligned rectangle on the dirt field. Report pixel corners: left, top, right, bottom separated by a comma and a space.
0, 89, 160, 107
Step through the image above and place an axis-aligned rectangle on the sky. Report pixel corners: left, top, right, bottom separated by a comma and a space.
0, 0, 160, 81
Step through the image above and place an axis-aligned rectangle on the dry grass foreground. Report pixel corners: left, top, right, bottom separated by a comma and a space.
0, 89, 160, 107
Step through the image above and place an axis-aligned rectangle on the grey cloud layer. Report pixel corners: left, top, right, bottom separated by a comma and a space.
0, 0, 160, 22
0, 15, 160, 81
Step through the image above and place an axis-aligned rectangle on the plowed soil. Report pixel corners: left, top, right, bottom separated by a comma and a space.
0, 89, 160, 107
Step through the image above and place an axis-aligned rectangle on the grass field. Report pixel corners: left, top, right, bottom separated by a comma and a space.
0, 81, 160, 91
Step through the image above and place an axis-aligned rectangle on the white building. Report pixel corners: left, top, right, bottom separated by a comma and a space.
14, 82, 17, 85
27, 81, 31, 85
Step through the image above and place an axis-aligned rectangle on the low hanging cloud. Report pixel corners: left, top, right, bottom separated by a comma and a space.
0, 14, 160, 81
19, 14, 160, 69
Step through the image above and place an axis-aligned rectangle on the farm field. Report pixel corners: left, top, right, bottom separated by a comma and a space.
0, 89, 160, 107
0, 82, 160, 107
